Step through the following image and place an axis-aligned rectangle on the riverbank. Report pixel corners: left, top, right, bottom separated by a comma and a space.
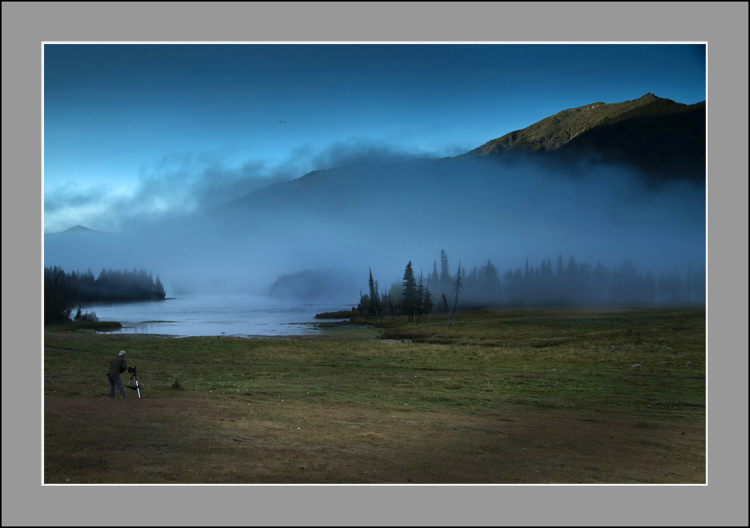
48, 320, 123, 332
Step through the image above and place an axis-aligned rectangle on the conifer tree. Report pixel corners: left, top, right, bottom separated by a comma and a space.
439, 250, 450, 290
441, 293, 451, 323
465, 267, 478, 305
401, 261, 418, 322
154, 274, 166, 300
368, 268, 380, 323
484, 260, 500, 300
556, 253, 565, 303
387, 282, 401, 315
451, 261, 462, 322
416, 271, 425, 322
423, 285, 433, 317
556, 253, 565, 279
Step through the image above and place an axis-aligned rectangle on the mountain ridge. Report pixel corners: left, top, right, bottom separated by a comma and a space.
52, 93, 706, 234
222, 93, 705, 215
45, 225, 108, 236
461, 93, 705, 182
464, 93, 679, 154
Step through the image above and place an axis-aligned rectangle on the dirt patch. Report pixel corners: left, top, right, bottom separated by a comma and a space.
44, 396, 217, 420
45, 396, 704, 484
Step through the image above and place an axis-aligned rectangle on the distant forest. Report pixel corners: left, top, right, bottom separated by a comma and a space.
44, 266, 167, 325
358, 250, 706, 320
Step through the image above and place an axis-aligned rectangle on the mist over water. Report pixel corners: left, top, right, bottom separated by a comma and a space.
85, 293, 353, 337
44, 152, 706, 303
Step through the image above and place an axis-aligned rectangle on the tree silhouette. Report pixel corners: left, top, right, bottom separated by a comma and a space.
368, 267, 380, 322
154, 275, 166, 300
439, 250, 451, 292
401, 261, 418, 322
423, 284, 434, 317
451, 261, 463, 322
441, 293, 451, 323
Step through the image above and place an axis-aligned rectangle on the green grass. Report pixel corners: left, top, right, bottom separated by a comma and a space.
44, 306, 705, 484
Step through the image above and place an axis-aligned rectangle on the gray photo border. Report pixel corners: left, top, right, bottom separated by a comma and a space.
3, 2, 748, 526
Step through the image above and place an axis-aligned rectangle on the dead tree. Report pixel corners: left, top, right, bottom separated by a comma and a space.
450, 261, 462, 323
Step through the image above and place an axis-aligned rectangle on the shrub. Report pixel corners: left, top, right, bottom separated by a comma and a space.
168, 375, 184, 390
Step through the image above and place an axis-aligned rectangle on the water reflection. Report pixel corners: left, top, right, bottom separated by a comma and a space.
87, 293, 352, 337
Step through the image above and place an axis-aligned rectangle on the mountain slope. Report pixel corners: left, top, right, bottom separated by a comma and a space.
462, 93, 705, 182
555, 99, 706, 181
220, 92, 706, 219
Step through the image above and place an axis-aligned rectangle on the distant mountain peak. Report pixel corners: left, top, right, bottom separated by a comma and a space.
63, 225, 99, 233
45, 225, 110, 239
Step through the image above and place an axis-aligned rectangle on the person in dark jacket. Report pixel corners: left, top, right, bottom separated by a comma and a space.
107, 350, 128, 399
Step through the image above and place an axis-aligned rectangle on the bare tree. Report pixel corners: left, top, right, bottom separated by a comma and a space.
451, 261, 462, 323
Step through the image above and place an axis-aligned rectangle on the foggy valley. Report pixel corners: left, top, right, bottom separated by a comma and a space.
44, 148, 706, 307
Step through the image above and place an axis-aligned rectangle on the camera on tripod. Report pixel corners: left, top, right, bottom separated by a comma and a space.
126, 366, 141, 398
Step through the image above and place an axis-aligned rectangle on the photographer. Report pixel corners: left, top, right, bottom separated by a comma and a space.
106, 350, 128, 399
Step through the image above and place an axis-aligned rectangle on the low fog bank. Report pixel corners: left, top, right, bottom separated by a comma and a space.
44, 152, 705, 305
43, 140, 452, 235
269, 269, 363, 303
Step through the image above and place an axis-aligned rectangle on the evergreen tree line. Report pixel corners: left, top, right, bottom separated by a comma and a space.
429, 251, 706, 307
358, 250, 705, 321
44, 266, 167, 325
357, 263, 435, 322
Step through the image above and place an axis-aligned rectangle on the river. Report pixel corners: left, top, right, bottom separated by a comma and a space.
81, 293, 353, 338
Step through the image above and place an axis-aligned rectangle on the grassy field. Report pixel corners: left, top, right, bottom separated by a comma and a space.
43, 306, 706, 484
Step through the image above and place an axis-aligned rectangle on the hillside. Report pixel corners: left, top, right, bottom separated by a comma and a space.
216, 93, 707, 245
462, 93, 705, 182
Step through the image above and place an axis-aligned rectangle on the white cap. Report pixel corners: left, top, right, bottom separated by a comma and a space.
119, 350, 126, 356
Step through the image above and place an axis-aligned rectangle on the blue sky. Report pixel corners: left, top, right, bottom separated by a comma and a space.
43, 43, 706, 233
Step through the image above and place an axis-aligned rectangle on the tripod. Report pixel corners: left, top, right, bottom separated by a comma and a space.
126, 366, 142, 399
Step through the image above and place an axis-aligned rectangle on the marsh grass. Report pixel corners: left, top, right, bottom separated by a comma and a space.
44, 307, 705, 484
